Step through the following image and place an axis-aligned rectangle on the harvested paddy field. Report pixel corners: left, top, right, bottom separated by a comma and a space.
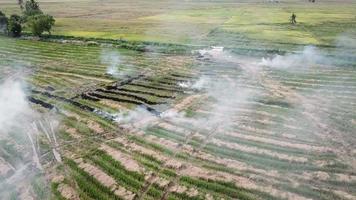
0, 0, 355, 200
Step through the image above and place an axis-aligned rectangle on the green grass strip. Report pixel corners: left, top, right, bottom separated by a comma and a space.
65, 158, 122, 200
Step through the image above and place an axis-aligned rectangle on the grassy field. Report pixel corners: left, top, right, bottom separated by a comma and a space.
0, 0, 356, 200
1, 0, 355, 47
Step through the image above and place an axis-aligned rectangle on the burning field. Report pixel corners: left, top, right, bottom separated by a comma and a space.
0, 34, 355, 200
0, 1, 356, 200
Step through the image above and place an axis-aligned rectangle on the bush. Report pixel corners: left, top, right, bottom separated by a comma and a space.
8, 15, 22, 37
27, 14, 55, 37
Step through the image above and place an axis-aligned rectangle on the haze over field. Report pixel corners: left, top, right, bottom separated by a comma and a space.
0, 0, 355, 200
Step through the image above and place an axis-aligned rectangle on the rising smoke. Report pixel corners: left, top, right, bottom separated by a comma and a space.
178, 75, 210, 90
118, 45, 259, 135
101, 49, 126, 78
259, 46, 325, 69
336, 33, 356, 50
259, 34, 356, 69
163, 46, 258, 134
115, 107, 154, 125
0, 73, 60, 199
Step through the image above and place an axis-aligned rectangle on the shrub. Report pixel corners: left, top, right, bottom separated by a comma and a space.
8, 15, 22, 37
27, 14, 55, 37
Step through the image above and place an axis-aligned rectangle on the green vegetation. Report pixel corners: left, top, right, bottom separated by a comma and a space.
0, 0, 55, 37
180, 176, 255, 200
89, 150, 144, 190
27, 14, 55, 36
0, 1, 355, 200
31, 175, 50, 200
51, 182, 66, 200
23, 0, 42, 16
65, 158, 122, 200
7, 14, 22, 37
0, 0, 353, 48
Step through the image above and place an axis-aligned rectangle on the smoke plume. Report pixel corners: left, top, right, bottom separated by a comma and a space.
0, 73, 60, 199
101, 49, 126, 78
259, 46, 325, 68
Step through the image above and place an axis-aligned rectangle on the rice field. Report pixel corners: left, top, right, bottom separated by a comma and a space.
0, 1, 356, 200
0, 33, 355, 200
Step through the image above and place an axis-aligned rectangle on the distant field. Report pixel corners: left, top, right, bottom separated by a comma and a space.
1, 0, 355, 47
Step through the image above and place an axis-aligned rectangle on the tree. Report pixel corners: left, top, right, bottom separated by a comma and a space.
24, 0, 42, 17
1, 0, 55, 38
27, 14, 55, 37
0, 11, 8, 34
8, 15, 22, 37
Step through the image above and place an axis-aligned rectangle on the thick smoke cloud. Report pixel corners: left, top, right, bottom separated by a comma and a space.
0, 73, 60, 199
162, 47, 258, 133
0, 79, 33, 131
259, 46, 325, 69
114, 46, 256, 134
0, 77, 42, 199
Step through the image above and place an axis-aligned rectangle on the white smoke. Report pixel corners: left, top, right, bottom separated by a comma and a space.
101, 49, 123, 78
0, 77, 42, 199
115, 107, 155, 125
334, 33, 356, 65
259, 46, 325, 68
0, 75, 59, 199
336, 33, 356, 49
163, 46, 259, 134
0, 79, 33, 130
160, 110, 181, 119
177, 81, 190, 88
191, 76, 210, 90
178, 76, 210, 90
197, 46, 224, 58
194, 46, 238, 63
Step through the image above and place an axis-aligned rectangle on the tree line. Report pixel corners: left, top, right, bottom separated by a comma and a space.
0, 0, 55, 37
